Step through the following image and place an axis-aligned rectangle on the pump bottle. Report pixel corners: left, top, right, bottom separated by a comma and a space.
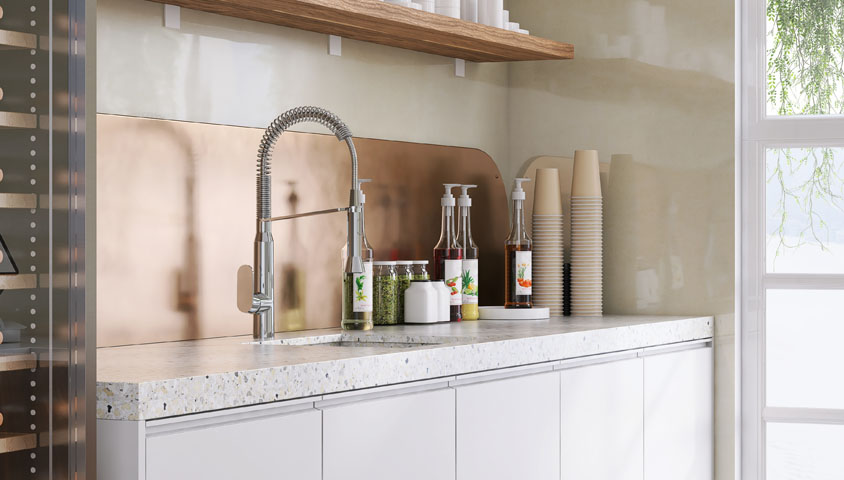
505, 178, 532, 308
457, 185, 479, 320
341, 179, 374, 330
433, 184, 463, 322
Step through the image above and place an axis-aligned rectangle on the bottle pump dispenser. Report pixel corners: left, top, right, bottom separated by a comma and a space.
434, 184, 463, 322
457, 185, 479, 320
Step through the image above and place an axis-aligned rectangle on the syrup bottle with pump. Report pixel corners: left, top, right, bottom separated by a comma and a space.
341, 179, 374, 330
433, 184, 463, 322
505, 178, 532, 308
457, 184, 479, 320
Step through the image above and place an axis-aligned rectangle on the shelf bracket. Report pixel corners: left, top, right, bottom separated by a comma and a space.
454, 59, 465, 77
329, 35, 342, 56
164, 4, 181, 30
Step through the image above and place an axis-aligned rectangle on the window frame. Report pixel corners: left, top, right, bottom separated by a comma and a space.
740, 0, 844, 477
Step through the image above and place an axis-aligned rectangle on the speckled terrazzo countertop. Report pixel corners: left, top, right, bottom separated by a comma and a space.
97, 315, 713, 421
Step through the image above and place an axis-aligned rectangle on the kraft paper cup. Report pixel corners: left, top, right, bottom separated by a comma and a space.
533, 168, 563, 215
571, 150, 601, 198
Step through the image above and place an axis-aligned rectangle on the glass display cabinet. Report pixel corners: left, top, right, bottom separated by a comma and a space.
0, 0, 90, 478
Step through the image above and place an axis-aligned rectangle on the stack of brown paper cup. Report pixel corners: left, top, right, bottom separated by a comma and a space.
531, 168, 564, 316
570, 150, 603, 316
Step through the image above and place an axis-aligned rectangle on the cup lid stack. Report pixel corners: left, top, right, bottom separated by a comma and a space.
531, 168, 564, 316
570, 150, 603, 317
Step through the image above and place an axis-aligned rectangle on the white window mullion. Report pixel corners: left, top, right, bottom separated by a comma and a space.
764, 274, 844, 289
764, 407, 844, 426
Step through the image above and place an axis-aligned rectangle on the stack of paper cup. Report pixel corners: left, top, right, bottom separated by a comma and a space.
531, 168, 564, 316
570, 150, 603, 316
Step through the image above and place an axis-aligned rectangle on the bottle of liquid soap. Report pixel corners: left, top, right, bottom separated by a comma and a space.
342, 179, 374, 330
433, 184, 463, 322
505, 178, 532, 309
457, 184, 479, 320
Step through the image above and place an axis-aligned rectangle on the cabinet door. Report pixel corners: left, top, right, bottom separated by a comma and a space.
146, 408, 321, 480
644, 347, 713, 480
456, 371, 560, 480
322, 388, 456, 480
560, 357, 644, 480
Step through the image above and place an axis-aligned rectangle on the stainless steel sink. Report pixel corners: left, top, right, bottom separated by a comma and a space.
247, 334, 441, 348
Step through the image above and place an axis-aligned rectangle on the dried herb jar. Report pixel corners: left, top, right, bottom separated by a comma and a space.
412, 260, 430, 281
396, 261, 414, 323
373, 261, 399, 325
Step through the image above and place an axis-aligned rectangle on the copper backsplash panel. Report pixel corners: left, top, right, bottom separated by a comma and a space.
97, 114, 508, 346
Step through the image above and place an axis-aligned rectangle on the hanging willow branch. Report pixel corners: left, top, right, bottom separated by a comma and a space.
767, 0, 844, 263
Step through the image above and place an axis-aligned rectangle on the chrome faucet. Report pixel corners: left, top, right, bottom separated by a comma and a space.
237, 107, 363, 342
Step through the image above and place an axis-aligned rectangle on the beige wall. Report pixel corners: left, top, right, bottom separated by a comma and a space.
506, 0, 735, 477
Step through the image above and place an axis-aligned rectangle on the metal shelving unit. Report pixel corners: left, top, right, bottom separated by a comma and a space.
0, 0, 89, 478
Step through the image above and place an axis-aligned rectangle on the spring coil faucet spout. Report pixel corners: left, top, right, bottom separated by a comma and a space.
237, 107, 363, 342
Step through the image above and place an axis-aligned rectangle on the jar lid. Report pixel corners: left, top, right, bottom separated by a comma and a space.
412, 260, 429, 265
373, 261, 397, 266
396, 261, 413, 265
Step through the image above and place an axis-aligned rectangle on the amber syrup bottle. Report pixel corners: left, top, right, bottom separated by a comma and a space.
434, 184, 463, 321
505, 178, 532, 308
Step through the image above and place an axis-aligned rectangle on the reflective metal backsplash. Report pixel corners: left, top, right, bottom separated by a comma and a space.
97, 114, 508, 347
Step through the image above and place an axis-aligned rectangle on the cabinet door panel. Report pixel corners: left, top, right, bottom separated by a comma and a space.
146, 408, 321, 480
457, 372, 560, 480
323, 388, 456, 480
560, 358, 644, 480
644, 347, 713, 480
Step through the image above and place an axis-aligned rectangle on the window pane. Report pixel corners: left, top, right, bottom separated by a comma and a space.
767, 423, 844, 479
766, 1, 844, 115
766, 290, 844, 409
766, 148, 844, 273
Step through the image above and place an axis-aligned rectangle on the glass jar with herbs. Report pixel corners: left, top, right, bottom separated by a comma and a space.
395, 261, 414, 323
412, 260, 430, 281
373, 261, 398, 325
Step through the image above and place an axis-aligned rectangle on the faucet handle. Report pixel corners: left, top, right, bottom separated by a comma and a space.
237, 265, 255, 313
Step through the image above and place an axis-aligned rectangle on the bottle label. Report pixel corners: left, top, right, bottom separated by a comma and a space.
353, 262, 373, 313
462, 259, 479, 305
444, 259, 463, 306
515, 250, 532, 296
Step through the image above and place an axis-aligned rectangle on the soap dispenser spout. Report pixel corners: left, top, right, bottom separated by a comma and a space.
236, 106, 362, 342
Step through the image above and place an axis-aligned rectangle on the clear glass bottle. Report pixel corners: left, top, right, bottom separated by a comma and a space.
396, 261, 414, 323
433, 184, 463, 321
373, 261, 398, 325
342, 180, 374, 330
505, 178, 532, 308
457, 185, 480, 320
412, 260, 430, 281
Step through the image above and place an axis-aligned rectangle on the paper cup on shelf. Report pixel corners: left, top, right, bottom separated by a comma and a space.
533, 168, 562, 216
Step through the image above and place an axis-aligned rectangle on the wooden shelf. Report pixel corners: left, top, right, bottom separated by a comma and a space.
0, 433, 37, 454
0, 29, 37, 49
0, 274, 37, 290
149, 0, 573, 62
0, 353, 37, 372
0, 112, 37, 129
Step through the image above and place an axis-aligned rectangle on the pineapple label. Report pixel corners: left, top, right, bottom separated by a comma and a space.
462, 259, 479, 305
444, 259, 463, 306
353, 262, 373, 312
515, 251, 532, 296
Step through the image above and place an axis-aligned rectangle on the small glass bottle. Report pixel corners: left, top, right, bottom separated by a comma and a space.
396, 261, 414, 324
373, 261, 398, 325
412, 260, 430, 281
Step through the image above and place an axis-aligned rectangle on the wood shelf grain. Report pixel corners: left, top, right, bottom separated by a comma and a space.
0, 353, 37, 372
149, 0, 573, 62
0, 433, 37, 454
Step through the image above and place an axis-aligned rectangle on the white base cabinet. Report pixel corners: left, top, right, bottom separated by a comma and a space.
561, 356, 644, 480
456, 370, 560, 480
97, 341, 713, 480
644, 346, 714, 480
322, 387, 456, 480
